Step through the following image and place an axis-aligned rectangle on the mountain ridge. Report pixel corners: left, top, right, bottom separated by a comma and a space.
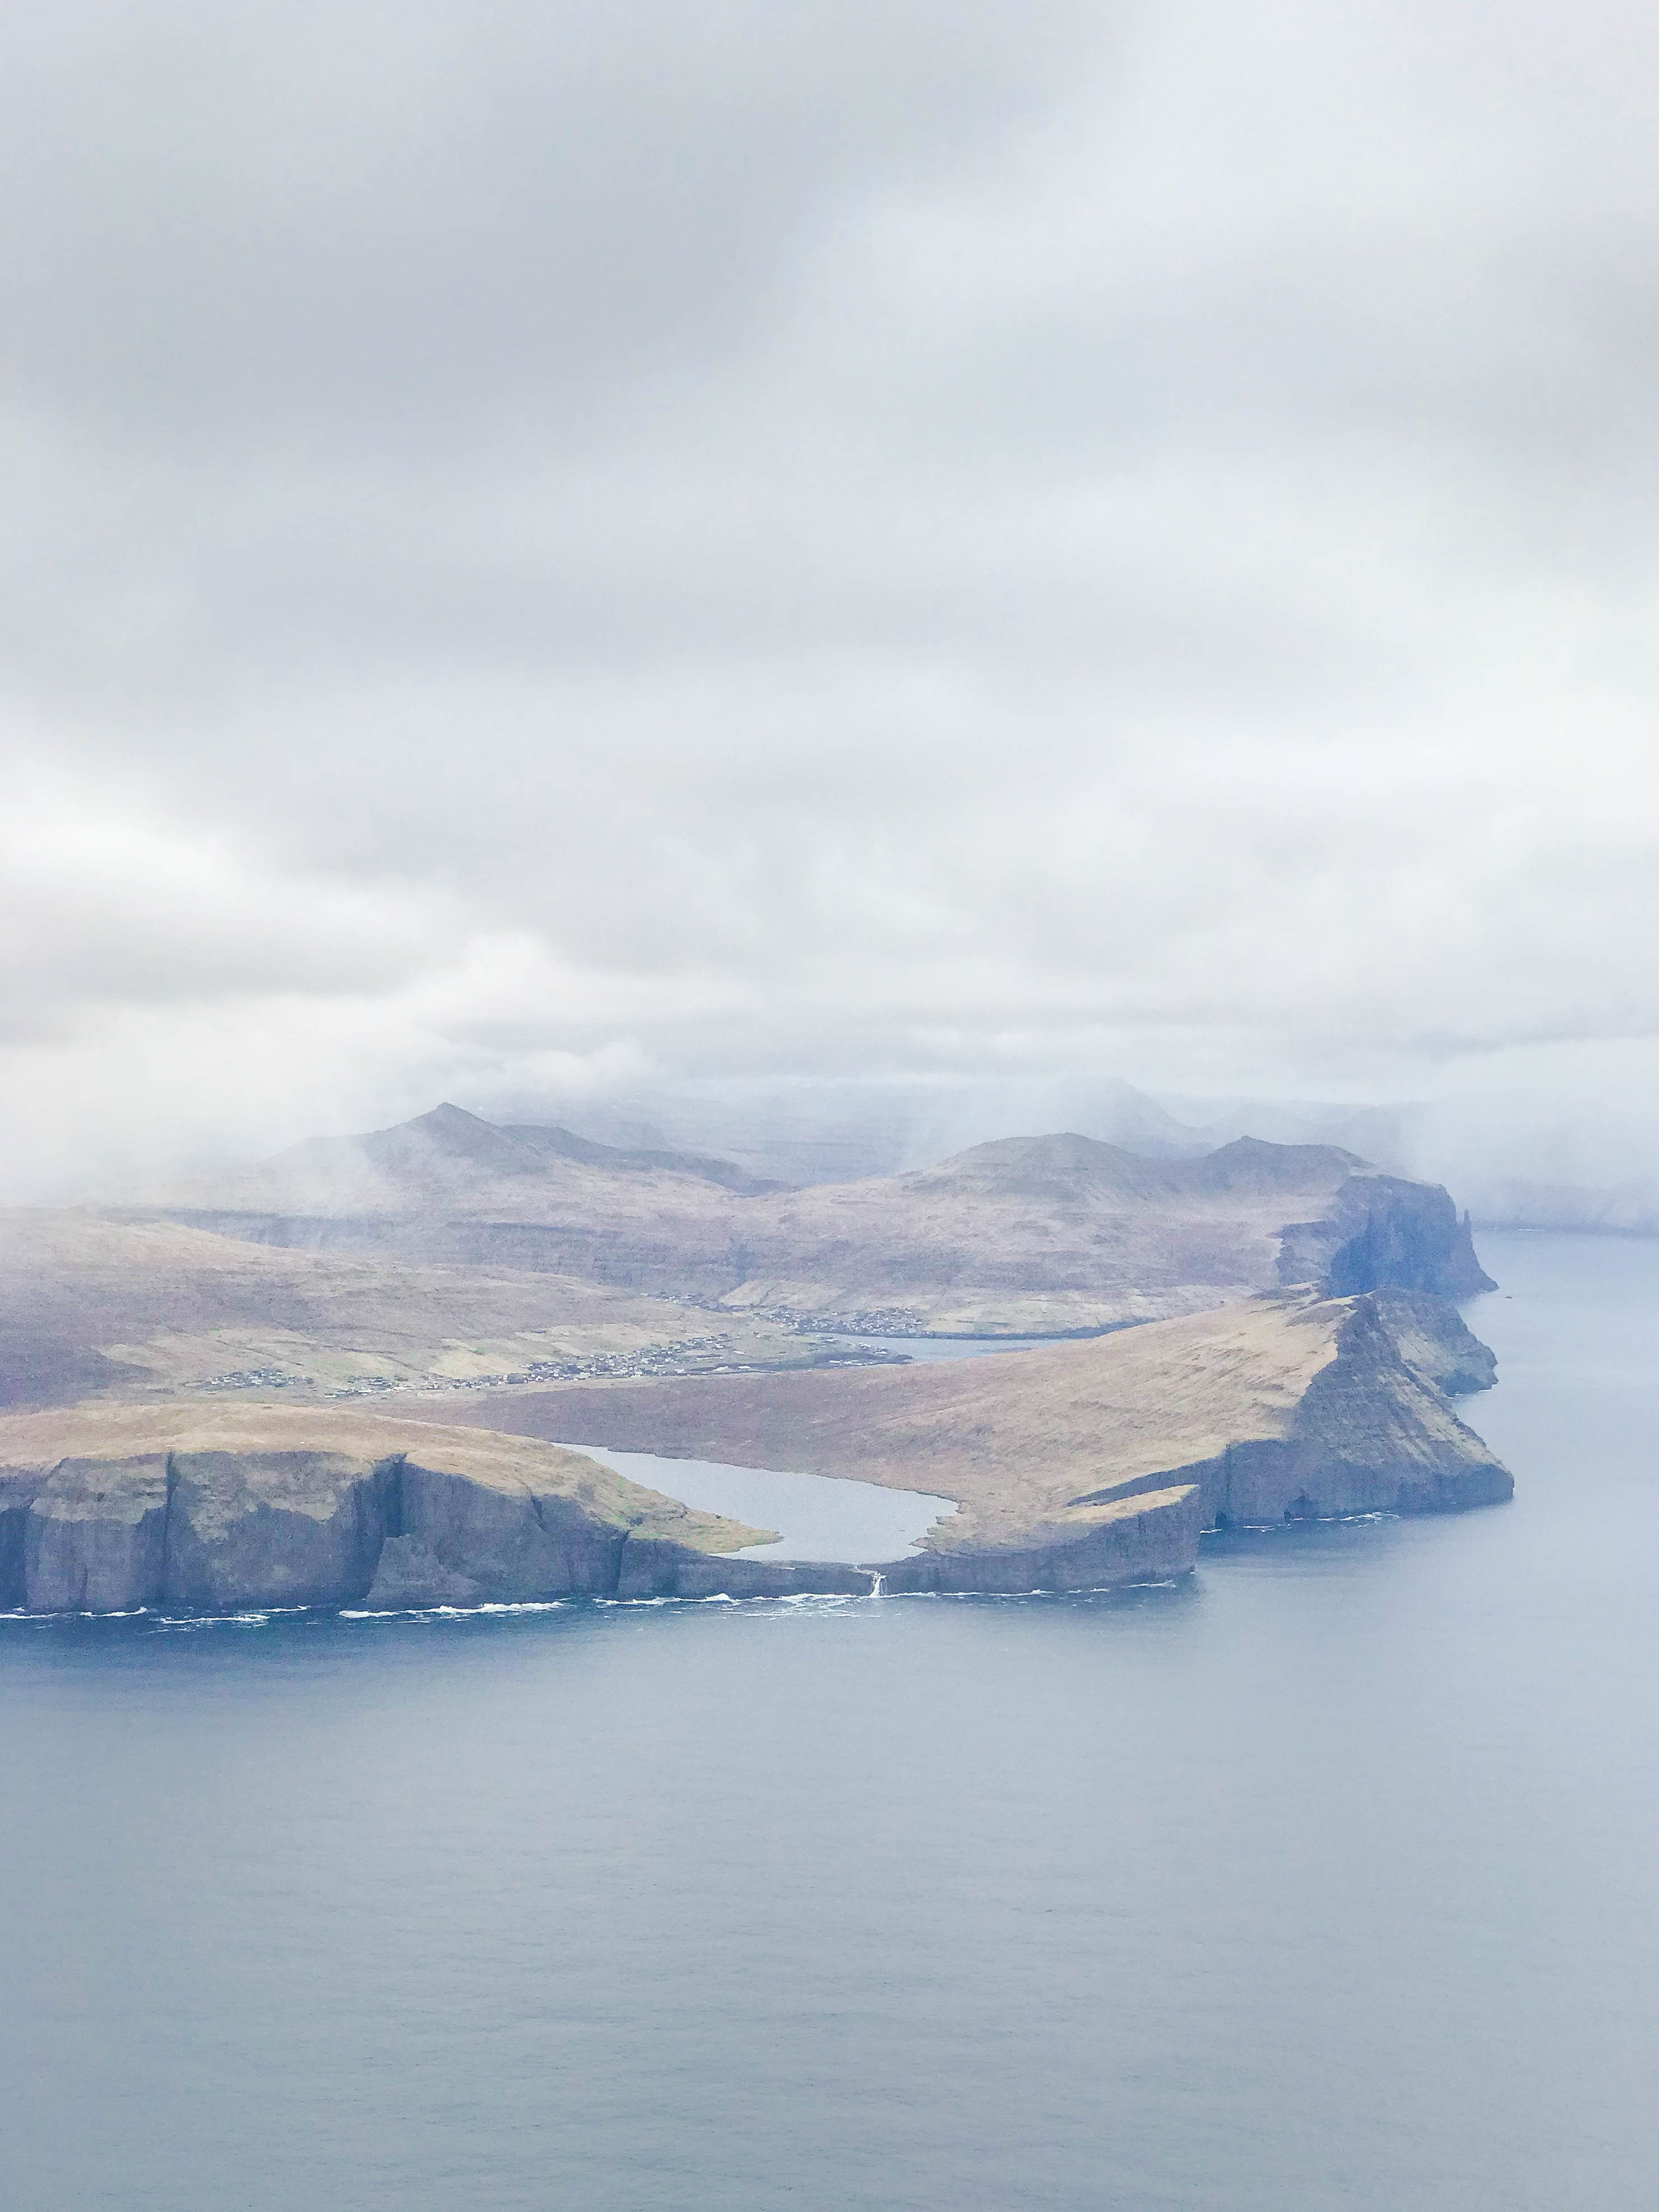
127, 1103, 1491, 1336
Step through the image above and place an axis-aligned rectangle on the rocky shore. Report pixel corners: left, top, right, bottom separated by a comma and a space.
0, 1288, 1509, 1613
0, 1403, 870, 1613
449, 1288, 1510, 1560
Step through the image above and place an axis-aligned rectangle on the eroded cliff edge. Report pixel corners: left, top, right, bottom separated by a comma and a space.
0, 1405, 868, 1614
0, 1292, 1508, 1613
420, 1287, 1512, 1593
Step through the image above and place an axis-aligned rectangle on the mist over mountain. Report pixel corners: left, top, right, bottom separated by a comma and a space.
5, 10, 1658, 2206
459, 1073, 1604, 1227
2, 1, 1658, 1201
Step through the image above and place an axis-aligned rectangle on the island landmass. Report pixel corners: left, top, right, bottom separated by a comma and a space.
0, 1109, 1511, 1611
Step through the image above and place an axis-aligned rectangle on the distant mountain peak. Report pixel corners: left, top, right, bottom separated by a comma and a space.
228, 1102, 782, 1198
414, 1101, 489, 1131
359, 1103, 537, 1175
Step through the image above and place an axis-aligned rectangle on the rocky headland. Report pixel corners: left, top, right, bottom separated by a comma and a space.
0, 1401, 878, 1614
0, 1288, 1509, 1612
439, 1287, 1509, 1574
0, 1106, 1516, 1613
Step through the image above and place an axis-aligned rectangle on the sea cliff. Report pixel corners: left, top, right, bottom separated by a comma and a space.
0, 1406, 859, 1614
442, 1288, 1511, 1547
0, 1291, 1508, 1613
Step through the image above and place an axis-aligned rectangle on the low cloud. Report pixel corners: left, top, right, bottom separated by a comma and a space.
3, 0, 1658, 1193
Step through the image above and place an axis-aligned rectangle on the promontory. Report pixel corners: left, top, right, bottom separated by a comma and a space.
0, 1287, 1509, 1612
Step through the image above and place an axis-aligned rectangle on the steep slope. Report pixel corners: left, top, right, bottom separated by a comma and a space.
0, 1292, 1509, 1611
0, 1401, 875, 1612
715, 1134, 1490, 1327
150, 1101, 772, 1217
142, 1102, 748, 1286
0, 1395, 1193, 1610
443, 1290, 1512, 1568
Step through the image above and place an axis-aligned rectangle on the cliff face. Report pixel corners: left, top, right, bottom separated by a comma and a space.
1176, 1301, 1510, 1526
0, 1410, 1195, 1611
1365, 1289, 1497, 1395
436, 1288, 1512, 1553
0, 1406, 838, 1615
878, 1486, 1204, 1595
1277, 1176, 1494, 1300
0, 1289, 1507, 1614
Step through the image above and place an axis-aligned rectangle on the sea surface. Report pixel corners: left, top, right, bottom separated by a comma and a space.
3, 1231, 1658, 2210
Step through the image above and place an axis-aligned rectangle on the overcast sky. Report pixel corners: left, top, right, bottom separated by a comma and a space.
4, 0, 1659, 1194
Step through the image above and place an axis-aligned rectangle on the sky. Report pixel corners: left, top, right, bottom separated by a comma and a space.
4, 0, 1659, 1197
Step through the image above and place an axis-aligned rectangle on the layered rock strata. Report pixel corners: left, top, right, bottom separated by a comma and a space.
1365, 1289, 1498, 1396
0, 1404, 872, 1614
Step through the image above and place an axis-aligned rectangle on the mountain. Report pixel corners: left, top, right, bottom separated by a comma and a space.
168, 1101, 784, 1212
134, 1109, 1491, 1336
706, 1133, 1489, 1328
497, 1076, 1213, 1184
484, 1077, 1420, 1183
1151, 1093, 1416, 1166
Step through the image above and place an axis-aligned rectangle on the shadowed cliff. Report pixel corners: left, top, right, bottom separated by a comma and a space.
0, 1403, 863, 1613
427, 1289, 1513, 1571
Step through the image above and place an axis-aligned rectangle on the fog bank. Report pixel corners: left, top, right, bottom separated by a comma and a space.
4, 2, 1657, 1197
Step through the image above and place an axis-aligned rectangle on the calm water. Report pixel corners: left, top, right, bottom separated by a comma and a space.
854, 1333, 1061, 1360
3, 1231, 1658, 2210
573, 1446, 958, 1561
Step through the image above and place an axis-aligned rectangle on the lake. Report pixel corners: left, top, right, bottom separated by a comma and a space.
2, 1231, 1656, 2209
571, 1445, 959, 1561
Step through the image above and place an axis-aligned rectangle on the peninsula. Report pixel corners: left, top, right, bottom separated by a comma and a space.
0, 1287, 1508, 1611
0, 1109, 1512, 1610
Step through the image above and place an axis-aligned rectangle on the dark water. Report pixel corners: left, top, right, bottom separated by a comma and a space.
3, 1232, 1658, 2210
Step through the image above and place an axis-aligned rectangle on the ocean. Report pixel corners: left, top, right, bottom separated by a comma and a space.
2, 1230, 1655, 2209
